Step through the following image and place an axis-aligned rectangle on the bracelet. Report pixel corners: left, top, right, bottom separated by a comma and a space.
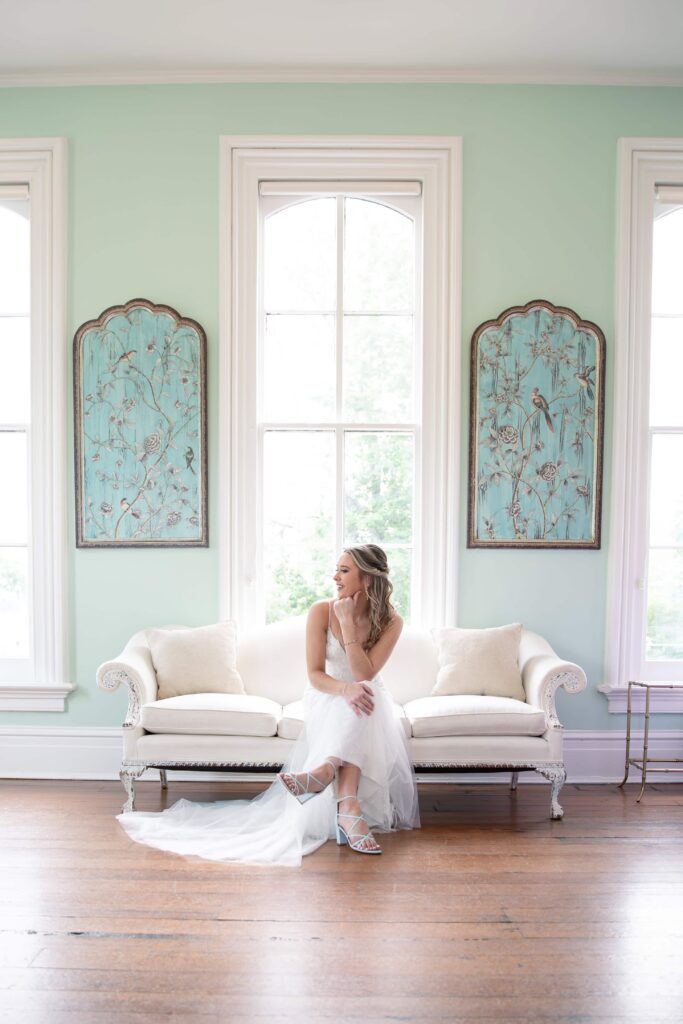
344, 639, 361, 647
342, 682, 349, 697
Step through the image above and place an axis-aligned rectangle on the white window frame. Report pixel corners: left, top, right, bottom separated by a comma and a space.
0, 139, 72, 711
219, 136, 462, 629
602, 138, 683, 713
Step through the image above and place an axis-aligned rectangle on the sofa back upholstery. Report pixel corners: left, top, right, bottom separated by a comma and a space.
149, 617, 539, 706
235, 614, 441, 705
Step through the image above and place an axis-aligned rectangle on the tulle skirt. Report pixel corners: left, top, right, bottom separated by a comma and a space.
116, 674, 420, 867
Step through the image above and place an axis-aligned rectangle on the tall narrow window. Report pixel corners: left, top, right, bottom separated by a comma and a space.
260, 189, 419, 623
224, 140, 461, 631
605, 142, 683, 709
645, 189, 683, 669
0, 139, 69, 711
0, 189, 30, 663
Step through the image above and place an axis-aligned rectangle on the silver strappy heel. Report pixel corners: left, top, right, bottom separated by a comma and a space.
278, 759, 338, 804
336, 796, 382, 854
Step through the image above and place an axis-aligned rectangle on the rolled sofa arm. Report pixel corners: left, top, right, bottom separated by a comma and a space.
96, 629, 158, 729
519, 630, 587, 729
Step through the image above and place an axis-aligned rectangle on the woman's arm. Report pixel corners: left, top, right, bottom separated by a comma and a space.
338, 610, 403, 682
306, 601, 374, 717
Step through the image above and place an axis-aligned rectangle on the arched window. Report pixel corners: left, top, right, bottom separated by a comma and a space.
260, 192, 419, 623
223, 140, 461, 630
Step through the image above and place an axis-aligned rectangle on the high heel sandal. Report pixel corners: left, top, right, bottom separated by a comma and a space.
335, 796, 382, 854
278, 759, 338, 804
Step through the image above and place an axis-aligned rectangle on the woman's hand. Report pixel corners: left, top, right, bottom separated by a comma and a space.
334, 591, 361, 626
343, 680, 374, 717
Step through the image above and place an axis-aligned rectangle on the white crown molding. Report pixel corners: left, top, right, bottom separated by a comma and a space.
2, 66, 683, 89
0, 726, 680, 785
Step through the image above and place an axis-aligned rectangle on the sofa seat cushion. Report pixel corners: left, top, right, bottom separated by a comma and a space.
404, 695, 546, 738
278, 699, 412, 740
141, 693, 282, 737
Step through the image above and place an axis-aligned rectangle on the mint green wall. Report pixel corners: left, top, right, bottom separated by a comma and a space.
1, 83, 683, 730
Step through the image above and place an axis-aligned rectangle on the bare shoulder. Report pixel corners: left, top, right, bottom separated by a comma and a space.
389, 612, 404, 634
307, 600, 331, 627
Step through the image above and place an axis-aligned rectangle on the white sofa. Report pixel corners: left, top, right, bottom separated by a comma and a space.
97, 616, 586, 819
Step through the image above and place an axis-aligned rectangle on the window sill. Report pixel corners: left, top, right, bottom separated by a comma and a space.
598, 683, 683, 714
0, 682, 76, 712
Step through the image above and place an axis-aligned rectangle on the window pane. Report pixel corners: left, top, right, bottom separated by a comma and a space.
0, 317, 30, 424
0, 431, 28, 544
264, 198, 336, 312
652, 207, 683, 317
0, 547, 29, 658
649, 434, 683, 546
344, 199, 414, 313
263, 314, 335, 421
344, 431, 413, 546
264, 430, 335, 622
650, 317, 683, 427
343, 315, 415, 423
0, 200, 30, 316
646, 547, 683, 660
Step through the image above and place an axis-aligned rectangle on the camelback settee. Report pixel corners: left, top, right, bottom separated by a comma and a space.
98, 615, 586, 818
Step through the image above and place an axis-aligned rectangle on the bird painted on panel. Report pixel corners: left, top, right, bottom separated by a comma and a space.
574, 366, 595, 400
531, 387, 554, 432
113, 350, 136, 371
184, 446, 196, 474
120, 498, 131, 513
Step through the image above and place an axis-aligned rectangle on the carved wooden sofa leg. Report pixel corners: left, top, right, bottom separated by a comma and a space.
510, 771, 519, 791
120, 765, 146, 813
535, 763, 567, 819
159, 769, 168, 791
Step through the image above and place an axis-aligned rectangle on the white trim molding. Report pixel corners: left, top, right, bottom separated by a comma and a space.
1, 726, 680, 786
3, 68, 683, 89
603, 137, 683, 714
219, 136, 462, 629
0, 138, 73, 711
599, 685, 683, 714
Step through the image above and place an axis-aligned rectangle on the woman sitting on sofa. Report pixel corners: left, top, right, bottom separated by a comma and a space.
117, 543, 420, 866
279, 543, 420, 854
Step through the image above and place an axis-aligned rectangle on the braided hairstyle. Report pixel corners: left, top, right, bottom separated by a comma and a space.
343, 544, 396, 650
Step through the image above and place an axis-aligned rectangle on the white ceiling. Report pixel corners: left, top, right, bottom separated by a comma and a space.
2, 0, 683, 86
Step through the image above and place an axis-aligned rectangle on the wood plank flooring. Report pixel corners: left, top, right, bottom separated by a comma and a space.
1, 779, 682, 1023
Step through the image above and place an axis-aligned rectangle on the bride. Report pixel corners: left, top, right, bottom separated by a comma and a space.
116, 544, 420, 866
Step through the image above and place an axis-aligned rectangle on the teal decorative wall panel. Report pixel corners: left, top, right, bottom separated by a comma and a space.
74, 298, 208, 546
468, 300, 605, 548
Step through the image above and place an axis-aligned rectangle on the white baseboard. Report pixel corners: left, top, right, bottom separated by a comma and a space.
0, 727, 681, 785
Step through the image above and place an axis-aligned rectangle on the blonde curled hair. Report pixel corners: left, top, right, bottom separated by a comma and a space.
344, 544, 396, 650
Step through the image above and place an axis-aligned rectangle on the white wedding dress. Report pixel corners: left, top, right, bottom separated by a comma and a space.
116, 622, 420, 867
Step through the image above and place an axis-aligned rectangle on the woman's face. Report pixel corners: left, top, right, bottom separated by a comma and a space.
333, 553, 365, 599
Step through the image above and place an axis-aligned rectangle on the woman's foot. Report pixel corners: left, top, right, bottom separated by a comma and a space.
278, 759, 338, 802
336, 795, 382, 853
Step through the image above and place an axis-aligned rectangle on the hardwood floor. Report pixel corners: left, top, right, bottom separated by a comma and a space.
1, 778, 682, 1023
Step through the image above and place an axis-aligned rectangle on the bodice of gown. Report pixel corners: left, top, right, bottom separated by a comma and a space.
324, 627, 356, 683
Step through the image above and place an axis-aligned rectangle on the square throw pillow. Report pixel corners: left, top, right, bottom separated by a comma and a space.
430, 623, 525, 700
147, 621, 245, 700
